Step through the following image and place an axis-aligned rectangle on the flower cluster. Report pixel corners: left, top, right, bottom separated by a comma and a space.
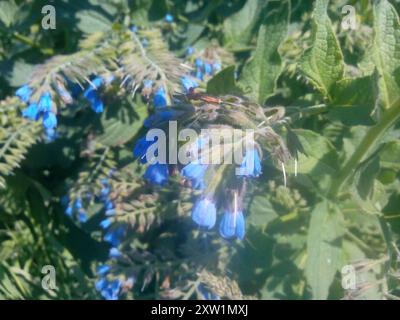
131, 74, 297, 242
132, 88, 271, 241
98, 179, 127, 247
63, 178, 132, 300
15, 75, 112, 139
64, 197, 89, 223
95, 264, 134, 300
133, 78, 196, 186
16, 87, 57, 138
185, 47, 222, 81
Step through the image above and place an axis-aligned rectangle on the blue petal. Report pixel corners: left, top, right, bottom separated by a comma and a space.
181, 162, 207, 190
180, 76, 198, 93
237, 148, 262, 177
106, 209, 115, 216
96, 264, 110, 276
195, 68, 203, 81
192, 179, 206, 190
198, 284, 220, 300
143, 79, 153, 88
212, 62, 221, 72
70, 83, 83, 97
74, 199, 83, 209
42, 112, 57, 129
144, 164, 169, 185
105, 200, 114, 210
95, 278, 108, 291
181, 162, 207, 180
104, 225, 125, 246
16, 85, 32, 103
204, 63, 212, 75
91, 77, 104, 88
109, 248, 121, 259
219, 210, 245, 240
133, 136, 157, 164
100, 218, 112, 229
22, 103, 40, 120
235, 211, 246, 240
78, 210, 88, 223
38, 92, 52, 112
65, 206, 73, 217
186, 47, 194, 56
153, 87, 167, 108
195, 58, 203, 68
144, 110, 176, 128
90, 97, 104, 113
165, 14, 174, 23
100, 187, 110, 198
219, 211, 236, 239
44, 128, 58, 142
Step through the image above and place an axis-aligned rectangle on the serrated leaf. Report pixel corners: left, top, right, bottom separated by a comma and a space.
223, 0, 266, 47
371, 0, 400, 109
331, 75, 376, 110
299, 0, 344, 100
248, 193, 278, 228
239, 1, 288, 104
207, 66, 242, 95
306, 200, 344, 300
284, 129, 338, 176
326, 106, 375, 126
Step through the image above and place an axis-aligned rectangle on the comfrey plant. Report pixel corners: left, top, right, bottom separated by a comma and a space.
133, 84, 298, 241
15, 53, 115, 140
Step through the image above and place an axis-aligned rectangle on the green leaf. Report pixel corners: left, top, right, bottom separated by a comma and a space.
223, 0, 266, 47
331, 75, 376, 110
356, 154, 380, 200
6, 60, 35, 87
207, 66, 242, 95
299, 0, 344, 100
0, 0, 18, 28
75, 10, 112, 34
326, 106, 375, 126
284, 129, 339, 176
379, 141, 400, 170
239, 1, 289, 104
248, 193, 278, 228
97, 99, 147, 147
306, 200, 344, 300
370, 0, 400, 109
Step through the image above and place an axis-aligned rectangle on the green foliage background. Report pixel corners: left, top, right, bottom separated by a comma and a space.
0, 0, 400, 300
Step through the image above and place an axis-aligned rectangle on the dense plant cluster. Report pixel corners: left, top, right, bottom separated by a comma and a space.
1, 0, 400, 300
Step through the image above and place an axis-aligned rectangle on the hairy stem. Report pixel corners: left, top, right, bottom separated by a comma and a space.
329, 101, 400, 197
